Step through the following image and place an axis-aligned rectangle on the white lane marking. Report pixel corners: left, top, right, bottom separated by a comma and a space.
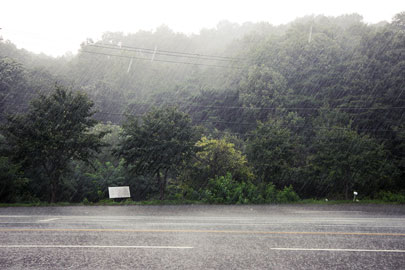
316, 224, 405, 228
292, 211, 366, 214
143, 222, 283, 226
38, 218, 59, 223
0, 216, 33, 218
315, 224, 358, 227
0, 215, 255, 221
271, 248, 405, 253
0, 245, 193, 249
0, 222, 46, 224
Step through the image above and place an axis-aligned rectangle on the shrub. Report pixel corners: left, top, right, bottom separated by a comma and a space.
276, 185, 300, 203
377, 191, 405, 203
201, 173, 300, 204
203, 173, 236, 204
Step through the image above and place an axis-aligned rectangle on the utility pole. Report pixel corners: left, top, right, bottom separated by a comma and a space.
308, 25, 313, 43
151, 46, 157, 62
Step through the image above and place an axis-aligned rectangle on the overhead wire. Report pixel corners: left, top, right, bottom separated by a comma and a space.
92, 110, 402, 133
80, 49, 243, 69
87, 43, 244, 62
3, 92, 404, 134
2, 32, 404, 139
5, 91, 404, 111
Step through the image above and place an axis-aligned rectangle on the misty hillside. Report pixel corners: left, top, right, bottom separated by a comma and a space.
1, 13, 404, 203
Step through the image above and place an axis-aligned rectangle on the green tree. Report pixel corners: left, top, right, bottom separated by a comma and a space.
309, 125, 396, 199
247, 119, 300, 188
238, 65, 287, 122
3, 86, 106, 202
181, 136, 254, 190
392, 11, 405, 31
0, 156, 28, 203
69, 159, 128, 203
117, 107, 198, 200
239, 65, 287, 108
0, 57, 26, 117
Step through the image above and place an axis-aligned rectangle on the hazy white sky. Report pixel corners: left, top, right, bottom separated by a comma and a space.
1, 0, 404, 56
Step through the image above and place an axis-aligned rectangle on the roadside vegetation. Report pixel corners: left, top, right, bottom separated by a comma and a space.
1, 12, 405, 205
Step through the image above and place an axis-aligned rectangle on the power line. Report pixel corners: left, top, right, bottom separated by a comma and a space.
4, 96, 405, 116
87, 43, 243, 63
173, 103, 405, 111
92, 111, 403, 133
5, 102, 403, 136
89, 43, 246, 61
80, 50, 242, 69
4, 93, 405, 111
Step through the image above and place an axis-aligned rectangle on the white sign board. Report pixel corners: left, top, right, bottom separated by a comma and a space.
108, 186, 131, 199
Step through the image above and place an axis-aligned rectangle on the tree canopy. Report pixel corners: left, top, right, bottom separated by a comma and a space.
117, 107, 199, 200
1, 12, 404, 203
3, 86, 106, 202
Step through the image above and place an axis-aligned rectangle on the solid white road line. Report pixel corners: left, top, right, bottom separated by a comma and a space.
271, 248, 405, 253
0, 245, 193, 249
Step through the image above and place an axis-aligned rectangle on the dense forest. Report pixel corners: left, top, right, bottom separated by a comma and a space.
1, 13, 404, 203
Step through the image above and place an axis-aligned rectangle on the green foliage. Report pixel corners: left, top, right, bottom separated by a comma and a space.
239, 65, 287, 109
0, 57, 27, 119
276, 185, 300, 203
3, 86, 106, 202
90, 123, 122, 164
0, 157, 29, 203
202, 174, 241, 204
376, 191, 405, 203
247, 118, 301, 188
118, 107, 199, 200
1, 13, 405, 203
0, 57, 25, 98
182, 136, 254, 189
201, 173, 299, 204
68, 159, 126, 202
309, 123, 397, 199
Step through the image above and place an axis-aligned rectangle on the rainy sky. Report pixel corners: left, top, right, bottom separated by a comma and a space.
1, 0, 405, 56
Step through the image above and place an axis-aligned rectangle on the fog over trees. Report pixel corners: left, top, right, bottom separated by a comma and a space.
0, 13, 404, 203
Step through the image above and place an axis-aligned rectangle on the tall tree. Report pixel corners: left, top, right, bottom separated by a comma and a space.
117, 107, 199, 200
3, 86, 105, 202
0, 57, 26, 118
247, 118, 301, 188
309, 125, 396, 199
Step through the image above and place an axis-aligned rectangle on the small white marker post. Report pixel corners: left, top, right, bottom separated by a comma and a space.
353, 191, 358, 202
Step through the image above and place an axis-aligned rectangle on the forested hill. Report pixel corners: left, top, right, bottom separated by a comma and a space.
1, 13, 404, 203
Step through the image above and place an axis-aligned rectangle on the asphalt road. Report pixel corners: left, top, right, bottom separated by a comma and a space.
1, 204, 405, 269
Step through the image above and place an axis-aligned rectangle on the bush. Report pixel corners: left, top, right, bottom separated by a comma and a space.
203, 173, 237, 204
377, 191, 405, 203
201, 173, 300, 204
276, 185, 300, 203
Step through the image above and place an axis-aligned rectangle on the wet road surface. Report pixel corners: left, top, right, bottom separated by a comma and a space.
1, 204, 405, 269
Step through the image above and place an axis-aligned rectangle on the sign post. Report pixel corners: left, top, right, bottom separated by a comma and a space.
353, 191, 358, 202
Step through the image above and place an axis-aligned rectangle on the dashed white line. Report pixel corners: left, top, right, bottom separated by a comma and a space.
0, 245, 193, 249
271, 248, 405, 253
38, 218, 59, 222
